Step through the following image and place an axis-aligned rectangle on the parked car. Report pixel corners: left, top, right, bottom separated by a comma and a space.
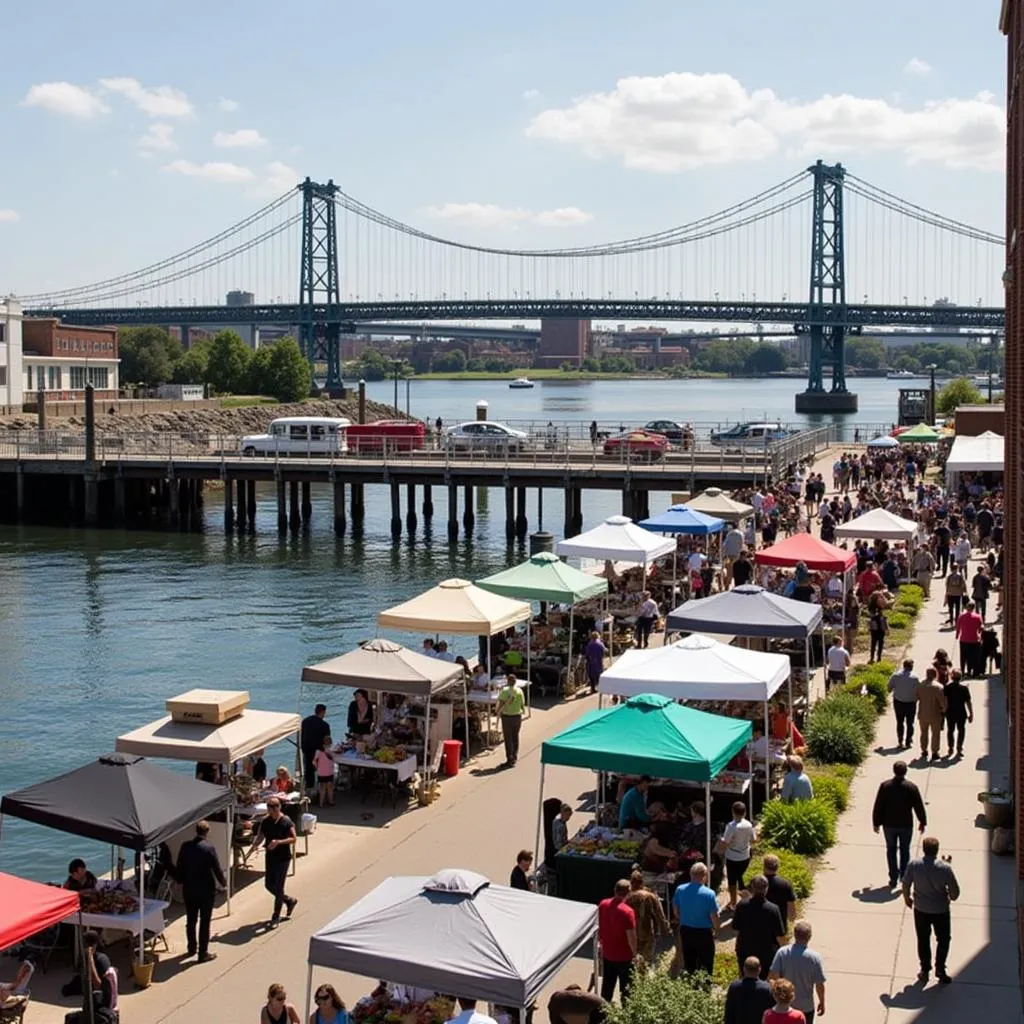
443, 420, 529, 454
643, 419, 686, 444
708, 421, 790, 449
602, 428, 670, 461
240, 416, 350, 456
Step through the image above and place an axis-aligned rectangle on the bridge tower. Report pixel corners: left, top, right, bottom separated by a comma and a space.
298, 178, 343, 394
795, 160, 858, 413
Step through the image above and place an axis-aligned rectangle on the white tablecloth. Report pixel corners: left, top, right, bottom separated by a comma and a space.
333, 751, 418, 782
467, 680, 532, 705
65, 898, 169, 936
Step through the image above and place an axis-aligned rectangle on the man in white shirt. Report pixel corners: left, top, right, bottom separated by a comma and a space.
722, 526, 744, 585
825, 637, 851, 692
687, 550, 706, 574
448, 997, 499, 1024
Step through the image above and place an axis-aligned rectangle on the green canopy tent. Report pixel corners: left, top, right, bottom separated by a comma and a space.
535, 693, 753, 862
898, 422, 941, 443
477, 553, 609, 678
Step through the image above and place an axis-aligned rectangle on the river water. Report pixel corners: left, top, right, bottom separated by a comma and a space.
0, 376, 909, 880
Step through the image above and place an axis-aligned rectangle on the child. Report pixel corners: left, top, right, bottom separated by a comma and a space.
763, 978, 806, 1024
314, 736, 336, 806
868, 605, 889, 664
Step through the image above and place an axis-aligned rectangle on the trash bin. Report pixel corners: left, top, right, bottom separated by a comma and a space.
442, 739, 462, 776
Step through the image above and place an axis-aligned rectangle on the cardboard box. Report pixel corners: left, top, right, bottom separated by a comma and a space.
166, 689, 250, 726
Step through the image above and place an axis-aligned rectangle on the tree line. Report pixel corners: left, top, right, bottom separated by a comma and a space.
119, 327, 312, 403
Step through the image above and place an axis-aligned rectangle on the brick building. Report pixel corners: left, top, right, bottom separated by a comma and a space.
535, 318, 590, 367
21, 318, 120, 401
1000, 0, 1024, 985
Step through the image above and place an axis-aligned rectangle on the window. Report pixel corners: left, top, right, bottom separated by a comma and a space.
70, 366, 87, 389
88, 367, 108, 388
0, 366, 6, 386
48, 366, 61, 390
310, 424, 326, 438
289, 424, 308, 439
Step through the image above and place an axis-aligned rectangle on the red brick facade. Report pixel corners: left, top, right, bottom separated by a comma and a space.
22, 319, 118, 359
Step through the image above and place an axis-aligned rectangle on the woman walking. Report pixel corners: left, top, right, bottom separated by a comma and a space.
944, 566, 967, 626
867, 604, 889, 663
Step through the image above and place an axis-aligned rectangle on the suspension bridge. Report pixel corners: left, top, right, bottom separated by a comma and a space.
21, 160, 1005, 412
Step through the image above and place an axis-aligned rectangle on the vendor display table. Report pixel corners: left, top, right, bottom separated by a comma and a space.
555, 852, 634, 905
70, 898, 169, 937
467, 678, 532, 711
333, 750, 418, 782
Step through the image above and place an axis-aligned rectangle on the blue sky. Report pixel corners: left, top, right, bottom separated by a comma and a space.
0, 0, 1007, 307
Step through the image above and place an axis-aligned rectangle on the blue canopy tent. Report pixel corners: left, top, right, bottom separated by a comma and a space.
638, 506, 726, 535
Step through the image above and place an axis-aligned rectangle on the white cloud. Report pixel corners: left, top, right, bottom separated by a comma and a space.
905, 58, 932, 76
165, 160, 254, 183
0, 209, 19, 224
217, 97, 240, 112
23, 82, 109, 119
247, 161, 301, 198
522, 89, 541, 100
137, 123, 176, 153
99, 77, 193, 118
526, 71, 1004, 172
425, 202, 594, 228
213, 128, 268, 149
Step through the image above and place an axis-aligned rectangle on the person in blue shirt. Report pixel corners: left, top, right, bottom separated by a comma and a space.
618, 776, 652, 829
780, 756, 815, 803
671, 861, 720, 977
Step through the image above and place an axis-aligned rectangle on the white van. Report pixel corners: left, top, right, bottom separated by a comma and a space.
240, 416, 351, 456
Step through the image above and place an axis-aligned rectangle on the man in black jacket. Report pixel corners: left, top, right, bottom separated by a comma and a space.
871, 761, 926, 889
175, 819, 226, 962
301, 703, 331, 791
724, 956, 774, 1024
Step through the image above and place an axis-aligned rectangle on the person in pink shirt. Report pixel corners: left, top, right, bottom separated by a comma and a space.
313, 736, 336, 806
954, 601, 984, 678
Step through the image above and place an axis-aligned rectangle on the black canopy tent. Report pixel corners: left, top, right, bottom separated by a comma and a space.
0, 753, 233, 963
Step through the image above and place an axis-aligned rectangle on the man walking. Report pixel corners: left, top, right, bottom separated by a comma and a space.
871, 761, 927, 888
887, 659, 920, 749
597, 879, 637, 1002
916, 668, 948, 761
724, 957, 774, 1024
175, 819, 226, 962
496, 673, 525, 767
671, 862, 720, 978
910, 545, 935, 598
824, 636, 851, 693
251, 796, 297, 926
300, 703, 331, 792
955, 601, 984, 678
763, 854, 797, 925
902, 836, 960, 985
731, 875, 786, 980
769, 920, 827, 1024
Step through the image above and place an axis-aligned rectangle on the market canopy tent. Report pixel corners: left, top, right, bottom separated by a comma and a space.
683, 488, 754, 522
666, 584, 822, 639
555, 515, 675, 564
945, 430, 1004, 481
306, 868, 596, 1011
302, 639, 466, 696
116, 708, 301, 764
833, 507, 918, 543
377, 579, 531, 634
542, 693, 751, 782
638, 505, 725, 535
898, 422, 941, 443
867, 435, 900, 449
0, 872, 80, 951
476, 551, 609, 604
755, 534, 856, 572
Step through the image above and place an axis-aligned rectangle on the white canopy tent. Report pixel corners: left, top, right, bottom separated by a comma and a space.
833, 507, 918, 543
556, 515, 676, 564
598, 633, 791, 781
945, 430, 1004, 485
305, 868, 597, 1017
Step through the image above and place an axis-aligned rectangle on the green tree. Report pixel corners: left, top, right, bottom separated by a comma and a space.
936, 376, 983, 414
846, 336, 887, 369
246, 346, 275, 394
171, 340, 211, 384
580, 356, 601, 372
693, 337, 754, 375
432, 349, 467, 373
264, 338, 312, 402
744, 343, 787, 374
354, 348, 389, 381
204, 329, 252, 394
119, 325, 180, 386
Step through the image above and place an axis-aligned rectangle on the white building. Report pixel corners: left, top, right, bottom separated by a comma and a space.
0, 297, 24, 411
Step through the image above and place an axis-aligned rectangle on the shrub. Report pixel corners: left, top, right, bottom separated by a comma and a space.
898, 584, 924, 606
807, 760, 855, 784
758, 798, 836, 856
606, 962, 725, 1024
817, 691, 877, 743
841, 675, 888, 714
888, 612, 911, 630
893, 601, 919, 619
747, 848, 815, 898
808, 773, 849, 813
806, 713, 868, 764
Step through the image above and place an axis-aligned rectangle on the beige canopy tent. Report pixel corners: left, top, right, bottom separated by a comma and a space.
302, 639, 470, 778
684, 487, 755, 521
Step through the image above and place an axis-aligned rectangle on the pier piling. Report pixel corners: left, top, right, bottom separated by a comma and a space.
333, 479, 346, 537
422, 484, 433, 520
168, 476, 180, 529
246, 480, 257, 532
462, 485, 475, 535
301, 482, 312, 525
504, 486, 515, 544
350, 483, 365, 529
447, 483, 459, 542
16, 468, 24, 522
390, 481, 402, 540
406, 483, 417, 535
223, 478, 234, 532
289, 481, 300, 532
515, 486, 528, 541
277, 479, 288, 534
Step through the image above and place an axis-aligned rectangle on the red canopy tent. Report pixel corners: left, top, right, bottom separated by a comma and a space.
0, 871, 80, 951
754, 534, 856, 572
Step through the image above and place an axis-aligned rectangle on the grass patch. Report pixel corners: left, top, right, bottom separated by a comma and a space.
748, 849, 816, 898
219, 395, 280, 408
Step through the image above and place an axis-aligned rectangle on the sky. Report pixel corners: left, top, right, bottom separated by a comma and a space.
0, 0, 1008, 308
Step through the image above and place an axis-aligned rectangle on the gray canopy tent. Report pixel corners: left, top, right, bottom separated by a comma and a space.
305, 868, 596, 1017
665, 584, 825, 731
302, 639, 470, 780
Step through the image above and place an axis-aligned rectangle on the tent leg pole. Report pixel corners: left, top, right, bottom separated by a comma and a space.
526, 618, 532, 718
426, 694, 433, 788
593, 931, 600, 995
80, 911, 95, 1024
227, 804, 233, 915
569, 605, 575, 698
138, 853, 146, 964
705, 783, 711, 866
534, 764, 546, 881
487, 636, 493, 748
764, 702, 771, 809
304, 962, 314, 1022
463, 683, 470, 765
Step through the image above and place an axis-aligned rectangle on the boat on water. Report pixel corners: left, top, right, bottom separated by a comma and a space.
508, 377, 535, 389
973, 374, 1004, 389
709, 421, 791, 447
886, 370, 916, 379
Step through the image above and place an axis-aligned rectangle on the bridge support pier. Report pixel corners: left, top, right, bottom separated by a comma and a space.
390, 481, 402, 540
422, 484, 433, 520
794, 389, 859, 413
301, 482, 312, 525
246, 480, 257, 532
84, 475, 98, 527
350, 484, 365, 530
462, 485, 475, 535
223, 478, 234, 533
237, 480, 248, 532
289, 481, 300, 532
406, 483, 417, 536
515, 486, 528, 541
447, 483, 459, 542
333, 479, 346, 537
504, 485, 515, 544
277, 479, 288, 534
168, 476, 179, 530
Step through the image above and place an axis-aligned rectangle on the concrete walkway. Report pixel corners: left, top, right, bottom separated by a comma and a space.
802, 563, 1020, 1022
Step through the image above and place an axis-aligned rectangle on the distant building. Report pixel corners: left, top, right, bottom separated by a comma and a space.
536, 318, 590, 367
226, 290, 255, 307
19, 317, 120, 403
0, 298, 24, 411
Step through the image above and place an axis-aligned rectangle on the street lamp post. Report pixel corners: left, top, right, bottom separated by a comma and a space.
927, 363, 937, 422
392, 360, 402, 411
988, 336, 995, 403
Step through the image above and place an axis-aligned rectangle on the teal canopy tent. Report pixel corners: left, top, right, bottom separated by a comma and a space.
535, 694, 752, 860
478, 552, 609, 672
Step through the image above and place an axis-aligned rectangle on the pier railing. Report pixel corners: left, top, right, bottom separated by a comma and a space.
0, 425, 834, 481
